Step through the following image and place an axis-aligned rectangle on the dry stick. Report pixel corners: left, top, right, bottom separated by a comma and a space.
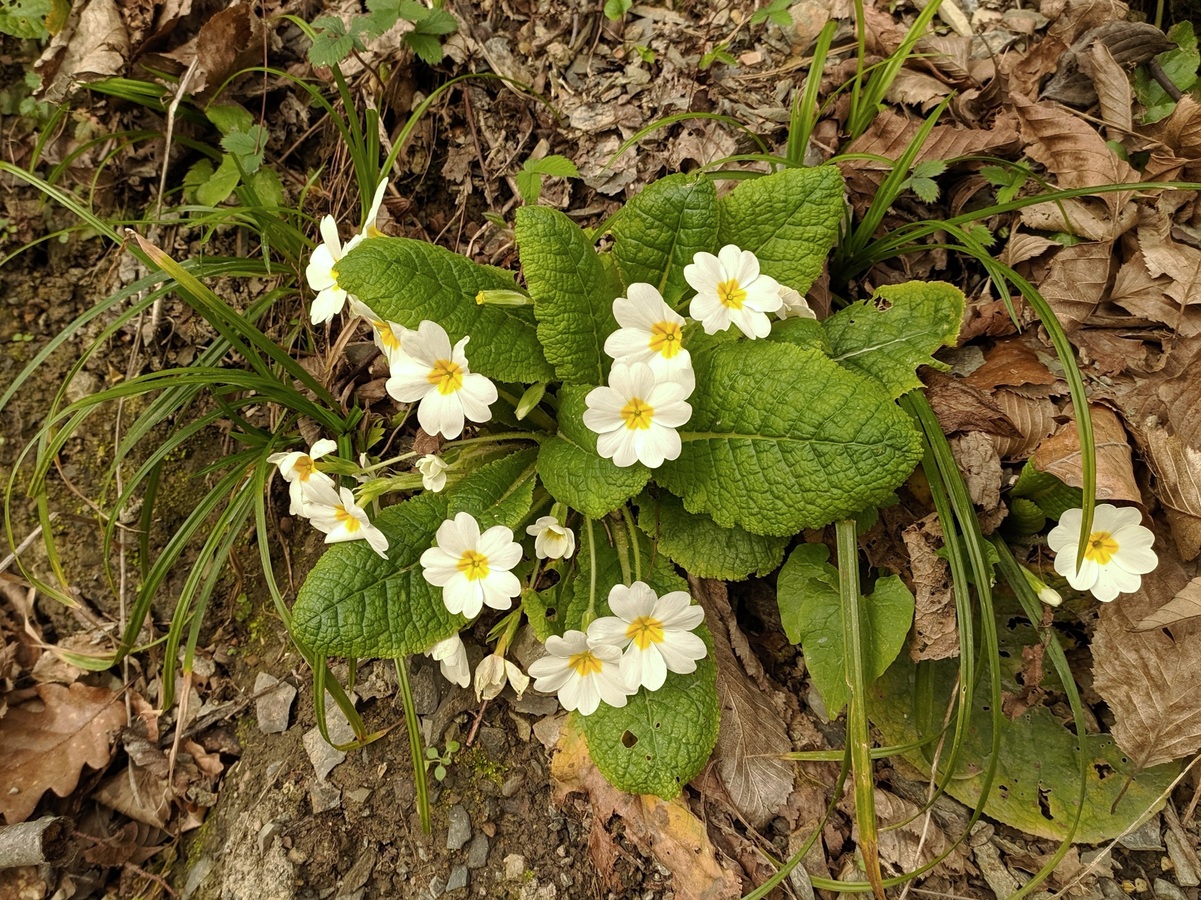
0, 817, 72, 870
0, 519, 49, 576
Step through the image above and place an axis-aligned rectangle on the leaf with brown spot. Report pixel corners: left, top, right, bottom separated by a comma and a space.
1136, 577, 1201, 630
550, 722, 743, 900
1033, 406, 1142, 505
1092, 527, 1201, 769
0, 683, 126, 824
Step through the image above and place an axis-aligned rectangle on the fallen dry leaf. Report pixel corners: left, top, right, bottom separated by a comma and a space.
1079, 42, 1133, 136
1012, 95, 1138, 200
1109, 251, 1201, 336
0, 682, 126, 823
1143, 425, 1201, 560
1033, 240, 1115, 332
146, 2, 266, 98
35, 0, 130, 103
902, 513, 958, 661
950, 432, 1003, 513
690, 579, 794, 830
852, 790, 966, 875
1135, 577, 1201, 630
1032, 406, 1142, 505
1020, 195, 1138, 242
923, 371, 1020, 438
1092, 524, 1201, 769
1140, 227, 1201, 309
551, 721, 742, 900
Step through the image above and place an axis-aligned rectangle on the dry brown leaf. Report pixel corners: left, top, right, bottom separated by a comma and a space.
1000, 231, 1060, 267
147, 2, 266, 98
1092, 526, 1201, 769
550, 722, 742, 900
1143, 425, 1201, 560
93, 764, 174, 830
0, 683, 126, 824
1136, 577, 1201, 630
1108, 251, 1201, 335
902, 514, 958, 661
1033, 406, 1142, 505
35, 0, 130, 103
950, 432, 1003, 513
1140, 229, 1201, 308
963, 337, 1057, 394
1037, 241, 1114, 332
923, 371, 1020, 438
884, 69, 952, 111
852, 790, 966, 875
1080, 42, 1133, 136
1020, 195, 1138, 242
992, 391, 1060, 460
690, 579, 794, 829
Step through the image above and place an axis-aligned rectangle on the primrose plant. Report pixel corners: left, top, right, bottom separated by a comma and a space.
278, 166, 967, 798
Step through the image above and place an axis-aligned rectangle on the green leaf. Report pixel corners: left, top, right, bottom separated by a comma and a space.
870, 618, 1180, 843
603, 0, 632, 19
515, 169, 541, 205
405, 31, 445, 64
636, 491, 787, 581
521, 584, 568, 641
244, 167, 285, 210
767, 316, 832, 355
750, 0, 792, 26
776, 543, 914, 714
699, 43, 737, 70
717, 166, 843, 295
1009, 460, 1083, 521
609, 174, 719, 306
823, 281, 964, 399
525, 155, 580, 178
515, 206, 622, 384
413, 7, 457, 35
307, 16, 359, 67
0, 0, 51, 39
195, 154, 241, 207
221, 125, 268, 174
1134, 21, 1198, 124
657, 341, 923, 536
335, 237, 554, 383
365, 0, 427, 23
205, 103, 254, 136
537, 385, 650, 518
291, 452, 538, 659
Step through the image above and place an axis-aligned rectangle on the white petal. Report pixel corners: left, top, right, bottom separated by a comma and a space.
418, 391, 467, 439
457, 373, 498, 423
587, 616, 632, 649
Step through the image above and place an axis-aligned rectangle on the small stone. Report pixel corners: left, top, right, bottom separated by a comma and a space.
427, 875, 446, 898
446, 804, 471, 851
1117, 816, 1163, 851
309, 779, 342, 814
345, 787, 372, 805
446, 865, 468, 893
1164, 829, 1201, 886
512, 694, 560, 717
1154, 879, 1188, 900
509, 713, 532, 742
466, 833, 489, 869
532, 716, 563, 750
504, 853, 527, 881
304, 728, 346, 781
501, 772, 525, 798
255, 672, 297, 734
257, 822, 283, 854
410, 662, 442, 715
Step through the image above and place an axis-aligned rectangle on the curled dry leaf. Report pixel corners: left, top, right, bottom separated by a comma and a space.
1079, 42, 1133, 136
1108, 251, 1201, 336
1092, 524, 1201, 769
950, 432, 1003, 513
923, 371, 1020, 438
902, 513, 958, 661
1032, 405, 1142, 505
963, 339, 1060, 459
550, 722, 742, 900
0, 682, 126, 824
35, 0, 130, 103
1143, 425, 1201, 560
1136, 577, 1201, 630
689, 578, 794, 830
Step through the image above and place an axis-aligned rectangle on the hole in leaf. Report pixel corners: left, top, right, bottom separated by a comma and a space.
621, 731, 638, 749
998, 784, 1008, 799
544, 606, 557, 620
654, 721, 662, 729
1094, 762, 1113, 780
1037, 787, 1054, 821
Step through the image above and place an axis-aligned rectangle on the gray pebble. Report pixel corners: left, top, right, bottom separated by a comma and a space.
410, 662, 442, 715
465, 832, 489, 869
446, 865, 469, 893
445, 804, 471, 851
512, 695, 560, 717
309, 779, 342, 814
1154, 879, 1188, 900
501, 771, 525, 798
504, 854, 527, 881
427, 874, 446, 899
255, 672, 297, 734
257, 822, 283, 854
303, 728, 346, 781
1117, 816, 1163, 851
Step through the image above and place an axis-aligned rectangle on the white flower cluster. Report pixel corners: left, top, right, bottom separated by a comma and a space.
584, 245, 815, 469
267, 439, 390, 559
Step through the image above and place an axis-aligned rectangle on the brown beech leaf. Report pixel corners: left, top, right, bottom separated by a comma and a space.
1020, 196, 1138, 242
1037, 241, 1114, 332
551, 722, 742, 900
1080, 42, 1133, 136
1143, 425, 1201, 560
1140, 229, 1201, 308
1092, 526, 1201, 769
1033, 406, 1142, 505
963, 337, 1058, 395
690, 579, 793, 829
1108, 251, 1201, 335
902, 514, 958, 661
1136, 577, 1201, 630
923, 371, 1020, 438
950, 432, 1003, 512
0, 683, 126, 824
992, 391, 1060, 460
1012, 95, 1138, 193
852, 790, 967, 875
35, 0, 130, 103
1000, 231, 1060, 267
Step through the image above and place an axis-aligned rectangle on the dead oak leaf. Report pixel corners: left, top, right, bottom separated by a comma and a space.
0, 682, 126, 824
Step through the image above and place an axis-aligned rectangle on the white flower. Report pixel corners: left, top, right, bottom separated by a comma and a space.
685, 244, 783, 338
305, 484, 390, 559
385, 321, 498, 440
425, 634, 470, 688
268, 438, 339, 516
349, 299, 413, 366
582, 363, 692, 469
304, 179, 389, 325
526, 515, 576, 560
776, 285, 817, 320
417, 454, 449, 493
586, 582, 706, 691
527, 630, 633, 716
1047, 504, 1157, 603
474, 654, 530, 701
419, 512, 523, 619
603, 283, 695, 393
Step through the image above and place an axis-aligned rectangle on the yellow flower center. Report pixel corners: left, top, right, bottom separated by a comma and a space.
1084, 531, 1120, 565
374, 320, 400, 353
366, 224, 384, 238
716, 278, 746, 310
456, 549, 490, 581
625, 616, 665, 650
334, 505, 361, 533
427, 359, 464, 395
621, 398, 654, 431
649, 321, 683, 358
293, 456, 315, 481
568, 650, 604, 677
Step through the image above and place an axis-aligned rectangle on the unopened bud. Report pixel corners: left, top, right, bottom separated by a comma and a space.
475, 289, 533, 307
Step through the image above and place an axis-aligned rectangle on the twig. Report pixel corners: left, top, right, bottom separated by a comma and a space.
0, 817, 72, 869
0, 518, 52, 576
1148, 58, 1184, 101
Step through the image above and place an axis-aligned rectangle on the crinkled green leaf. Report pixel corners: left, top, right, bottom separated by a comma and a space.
1010, 460, 1083, 521
521, 583, 568, 641
525, 155, 579, 178
657, 342, 923, 537
636, 491, 786, 581
221, 126, 268, 174
823, 281, 964, 398
716, 166, 843, 295
537, 386, 649, 518
768, 316, 832, 355
335, 237, 554, 384
777, 543, 914, 715
567, 524, 720, 798
205, 103, 253, 136
291, 452, 538, 658
405, 31, 444, 64
609, 174, 718, 306
516, 206, 622, 384
870, 611, 1180, 843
